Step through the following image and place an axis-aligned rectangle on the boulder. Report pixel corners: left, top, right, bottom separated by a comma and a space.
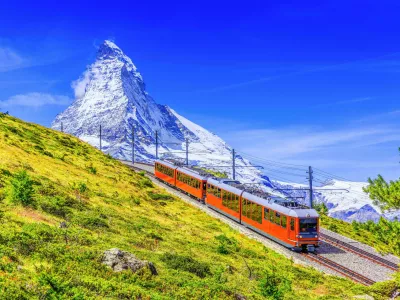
102, 248, 157, 275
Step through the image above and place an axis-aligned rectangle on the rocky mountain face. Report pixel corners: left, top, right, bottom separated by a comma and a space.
52, 40, 396, 223
52, 40, 266, 185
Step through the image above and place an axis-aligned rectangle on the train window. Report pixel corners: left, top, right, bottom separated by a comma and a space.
242, 199, 248, 216
156, 164, 174, 178
275, 212, 281, 225
299, 219, 318, 234
281, 215, 287, 228
290, 219, 295, 231
269, 209, 274, 222
253, 203, 262, 224
264, 208, 269, 220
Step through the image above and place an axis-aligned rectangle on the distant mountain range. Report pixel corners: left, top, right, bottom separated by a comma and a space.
52, 40, 399, 223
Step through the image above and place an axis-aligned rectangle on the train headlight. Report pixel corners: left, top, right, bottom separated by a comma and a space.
299, 235, 303, 238
315, 235, 318, 238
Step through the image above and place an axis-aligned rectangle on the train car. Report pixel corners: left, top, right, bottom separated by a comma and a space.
206, 178, 243, 222
205, 178, 319, 252
240, 193, 319, 252
176, 167, 207, 200
154, 160, 177, 186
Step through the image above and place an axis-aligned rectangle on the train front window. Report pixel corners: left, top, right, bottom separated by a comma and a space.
299, 219, 317, 233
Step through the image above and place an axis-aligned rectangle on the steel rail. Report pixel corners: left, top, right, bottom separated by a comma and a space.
302, 253, 376, 286
320, 233, 399, 271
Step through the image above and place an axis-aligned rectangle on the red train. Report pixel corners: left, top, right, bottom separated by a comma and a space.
154, 160, 319, 252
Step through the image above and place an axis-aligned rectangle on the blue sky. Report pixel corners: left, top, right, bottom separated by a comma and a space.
0, 0, 399, 182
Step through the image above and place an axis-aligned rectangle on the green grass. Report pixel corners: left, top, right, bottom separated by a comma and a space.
0, 114, 397, 299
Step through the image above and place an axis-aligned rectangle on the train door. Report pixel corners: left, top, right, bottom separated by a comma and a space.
289, 217, 296, 241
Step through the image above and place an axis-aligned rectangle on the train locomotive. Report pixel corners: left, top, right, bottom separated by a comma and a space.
154, 159, 319, 252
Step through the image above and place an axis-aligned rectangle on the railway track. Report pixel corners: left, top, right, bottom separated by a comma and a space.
302, 252, 376, 286
320, 233, 399, 271
126, 162, 380, 285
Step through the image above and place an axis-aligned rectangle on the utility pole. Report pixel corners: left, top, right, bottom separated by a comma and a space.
185, 138, 189, 166
99, 125, 102, 152
131, 126, 135, 164
232, 149, 236, 180
61, 122, 64, 133
155, 130, 159, 159
307, 166, 313, 208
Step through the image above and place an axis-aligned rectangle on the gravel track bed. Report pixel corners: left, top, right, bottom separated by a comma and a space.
124, 162, 395, 282
317, 241, 393, 282
321, 228, 400, 266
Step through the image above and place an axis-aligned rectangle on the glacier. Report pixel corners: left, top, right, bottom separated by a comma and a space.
52, 40, 398, 223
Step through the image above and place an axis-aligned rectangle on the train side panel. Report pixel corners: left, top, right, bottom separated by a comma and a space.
154, 162, 176, 186
205, 184, 241, 222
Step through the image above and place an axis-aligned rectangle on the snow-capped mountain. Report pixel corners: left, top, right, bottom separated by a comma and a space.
52, 40, 396, 223
52, 40, 269, 186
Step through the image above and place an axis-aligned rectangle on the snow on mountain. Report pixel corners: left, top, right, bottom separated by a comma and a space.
52, 40, 396, 223
272, 179, 400, 222
51, 40, 270, 187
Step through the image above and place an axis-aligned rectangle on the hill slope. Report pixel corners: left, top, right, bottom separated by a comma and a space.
1, 114, 393, 299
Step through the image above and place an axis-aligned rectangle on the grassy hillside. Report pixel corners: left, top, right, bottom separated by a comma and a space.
0, 114, 395, 299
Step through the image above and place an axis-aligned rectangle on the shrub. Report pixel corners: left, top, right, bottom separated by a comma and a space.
259, 268, 292, 299
328, 223, 338, 232
86, 164, 97, 175
71, 182, 88, 194
10, 170, 35, 206
147, 192, 174, 201
161, 253, 211, 278
138, 177, 153, 188
215, 234, 239, 255
40, 196, 71, 218
77, 212, 109, 229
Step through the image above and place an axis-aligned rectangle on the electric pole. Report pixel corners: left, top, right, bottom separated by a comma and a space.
61, 122, 64, 133
307, 166, 313, 208
232, 149, 236, 180
155, 130, 159, 159
185, 138, 189, 166
131, 126, 135, 164
99, 125, 102, 152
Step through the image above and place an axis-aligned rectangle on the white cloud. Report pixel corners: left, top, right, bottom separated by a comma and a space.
71, 69, 91, 99
0, 92, 72, 108
226, 126, 399, 159
0, 47, 25, 72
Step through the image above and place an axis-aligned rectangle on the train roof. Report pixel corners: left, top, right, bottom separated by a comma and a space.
207, 178, 245, 196
208, 177, 318, 218
155, 159, 178, 170
176, 167, 207, 181
242, 191, 319, 218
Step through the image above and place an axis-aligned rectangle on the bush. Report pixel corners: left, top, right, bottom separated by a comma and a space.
147, 192, 174, 201
161, 253, 211, 278
10, 170, 35, 206
40, 196, 71, 218
77, 212, 109, 229
259, 268, 292, 299
328, 223, 338, 232
215, 234, 239, 254
138, 177, 153, 188
86, 164, 97, 175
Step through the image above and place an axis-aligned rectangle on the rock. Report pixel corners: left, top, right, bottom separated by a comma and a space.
391, 289, 400, 300
353, 295, 374, 300
235, 293, 246, 300
102, 248, 157, 275
59, 221, 68, 229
